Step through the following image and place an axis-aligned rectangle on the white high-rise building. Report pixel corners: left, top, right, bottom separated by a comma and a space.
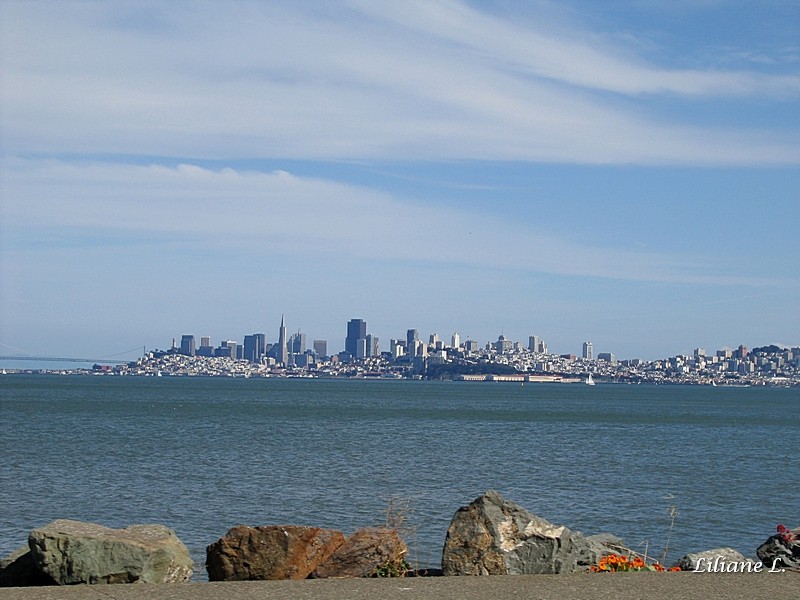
582, 341, 593, 360
390, 339, 405, 359
451, 332, 461, 349
366, 334, 379, 357
528, 336, 548, 355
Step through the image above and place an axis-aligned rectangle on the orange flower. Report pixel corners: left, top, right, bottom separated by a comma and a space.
591, 551, 680, 574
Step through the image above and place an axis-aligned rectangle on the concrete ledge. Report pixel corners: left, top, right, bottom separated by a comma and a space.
0, 572, 798, 600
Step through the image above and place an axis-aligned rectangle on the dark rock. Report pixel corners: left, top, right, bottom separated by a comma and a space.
0, 546, 57, 587
29, 519, 193, 584
206, 525, 345, 581
441, 491, 621, 575
757, 526, 800, 569
407, 567, 444, 577
312, 528, 408, 578
674, 548, 755, 571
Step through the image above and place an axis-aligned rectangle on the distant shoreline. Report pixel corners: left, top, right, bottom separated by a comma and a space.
3, 342, 799, 388
1, 369, 796, 388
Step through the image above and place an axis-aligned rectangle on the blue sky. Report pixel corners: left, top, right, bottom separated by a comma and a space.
1, 0, 798, 361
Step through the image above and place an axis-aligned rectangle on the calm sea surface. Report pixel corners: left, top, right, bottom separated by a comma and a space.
1, 375, 797, 578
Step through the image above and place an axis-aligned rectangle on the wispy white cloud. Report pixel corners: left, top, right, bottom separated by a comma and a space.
2, 158, 795, 290
350, 0, 800, 97
1, 1, 798, 165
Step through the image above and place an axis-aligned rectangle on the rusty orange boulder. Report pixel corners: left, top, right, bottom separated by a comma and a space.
311, 527, 408, 579
205, 525, 345, 581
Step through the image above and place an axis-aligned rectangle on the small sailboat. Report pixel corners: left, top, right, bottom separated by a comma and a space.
585, 373, 595, 386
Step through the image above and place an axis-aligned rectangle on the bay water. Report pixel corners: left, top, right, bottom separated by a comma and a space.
1, 375, 797, 578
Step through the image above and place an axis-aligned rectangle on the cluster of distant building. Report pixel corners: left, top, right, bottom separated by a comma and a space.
159, 316, 799, 386
176, 315, 322, 367
173, 316, 557, 369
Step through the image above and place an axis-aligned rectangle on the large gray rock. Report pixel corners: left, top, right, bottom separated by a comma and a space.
757, 526, 800, 569
311, 528, 408, 579
29, 519, 193, 584
206, 525, 345, 581
442, 491, 621, 575
674, 547, 755, 571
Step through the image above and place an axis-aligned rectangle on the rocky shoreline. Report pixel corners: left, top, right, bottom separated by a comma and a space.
2, 492, 797, 587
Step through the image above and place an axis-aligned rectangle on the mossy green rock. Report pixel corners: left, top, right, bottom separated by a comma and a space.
29, 520, 193, 584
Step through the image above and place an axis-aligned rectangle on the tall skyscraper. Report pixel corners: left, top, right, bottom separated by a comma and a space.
290, 331, 306, 354
390, 339, 405, 359
495, 334, 512, 354
180, 335, 195, 356
406, 329, 418, 354
451, 332, 460, 349
244, 335, 256, 362
243, 333, 266, 363
345, 319, 367, 356
366, 334, 379, 357
254, 333, 266, 360
582, 342, 594, 360
313, 340, 327, 358
278, 315, 288, 366
196, 337, 213, 356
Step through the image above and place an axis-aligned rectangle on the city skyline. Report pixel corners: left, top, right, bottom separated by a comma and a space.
0, 309, 796, 377
156, 312, 789, 365
1, 2, 798, 362
34, 319, 798, 388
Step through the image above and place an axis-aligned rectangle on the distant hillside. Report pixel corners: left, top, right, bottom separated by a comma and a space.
751, 345, 788, 354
